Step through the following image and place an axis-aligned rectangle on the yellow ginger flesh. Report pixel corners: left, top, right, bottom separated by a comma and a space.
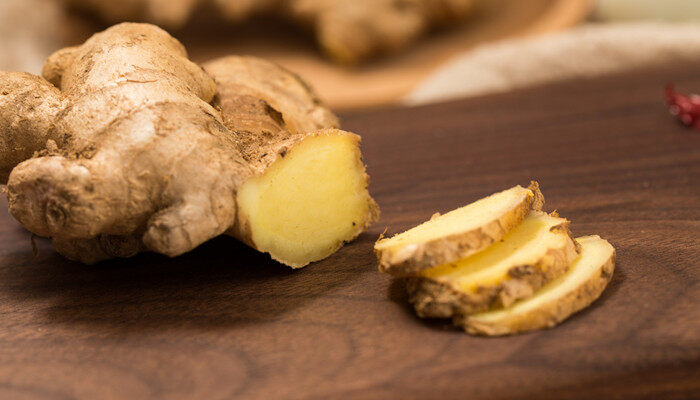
237, 132, 376, 267
420, 212, 570, 292
376, 185, 535, 251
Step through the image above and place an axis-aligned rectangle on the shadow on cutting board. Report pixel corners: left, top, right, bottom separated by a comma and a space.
0, 228, 372, 333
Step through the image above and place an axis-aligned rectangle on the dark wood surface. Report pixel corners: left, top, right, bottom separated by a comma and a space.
1, 64, 699, 400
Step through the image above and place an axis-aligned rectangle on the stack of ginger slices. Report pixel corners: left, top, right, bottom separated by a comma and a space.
374, 182, 615, 336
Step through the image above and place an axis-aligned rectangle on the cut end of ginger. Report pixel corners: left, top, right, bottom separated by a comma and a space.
237, 131, 379, 268
375, 182, 543, 275
408, 211, 579, 316
462, 235, 615, 336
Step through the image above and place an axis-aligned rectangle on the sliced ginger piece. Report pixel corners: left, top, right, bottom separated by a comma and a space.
407, 211, 579, 317
236, 130, 378, 268
461, 235, 615, 336
375, 182, 544, 275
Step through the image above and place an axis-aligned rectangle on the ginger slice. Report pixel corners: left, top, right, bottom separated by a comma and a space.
407, 211, 579, 317
375, 182, 544, 276
461, 235, 615, 336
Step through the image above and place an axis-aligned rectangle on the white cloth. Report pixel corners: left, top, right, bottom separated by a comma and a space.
406, 22, 700, 106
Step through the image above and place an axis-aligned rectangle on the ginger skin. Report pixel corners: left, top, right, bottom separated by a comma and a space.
0, 73, 65, 183
3, 23, 243, 261
0, 23, 378, 266
62, 0, 474, 64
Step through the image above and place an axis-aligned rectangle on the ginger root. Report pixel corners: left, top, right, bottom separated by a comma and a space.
0, 23, 378, 267
376, 183, 615, 335
61, 0, 474, 64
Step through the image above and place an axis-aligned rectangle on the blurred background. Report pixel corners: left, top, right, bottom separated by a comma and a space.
1, 0, 699, 110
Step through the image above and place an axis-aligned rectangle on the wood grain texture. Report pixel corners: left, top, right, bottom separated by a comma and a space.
1, 64, 699, 400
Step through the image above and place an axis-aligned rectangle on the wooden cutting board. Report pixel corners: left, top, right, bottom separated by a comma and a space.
0, 63, 698, 400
